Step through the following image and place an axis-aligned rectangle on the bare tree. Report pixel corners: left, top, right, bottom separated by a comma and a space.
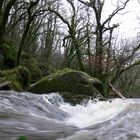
48, 0, 85, 71
78, 0, 130, 80
16, 0, 47, 66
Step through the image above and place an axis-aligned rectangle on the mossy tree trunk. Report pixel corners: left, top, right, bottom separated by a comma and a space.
16, 0, 39, 66
70, 33, 85, 71
16, 17, 33, 66
0, 0, 17, 44
48, 0, 85, 71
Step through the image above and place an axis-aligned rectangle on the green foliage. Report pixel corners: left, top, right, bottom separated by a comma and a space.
0, 42, 17, 69
0, 43, 14, 59
17, 66, 30, 89
2, 43, 16, 60
17, 136, 27, 140
21, 55, 43, 82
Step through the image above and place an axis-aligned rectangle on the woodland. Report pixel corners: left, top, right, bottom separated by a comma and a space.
0, 0, 140, 98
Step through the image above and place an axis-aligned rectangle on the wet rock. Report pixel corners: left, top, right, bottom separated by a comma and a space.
28, 68, 103, 98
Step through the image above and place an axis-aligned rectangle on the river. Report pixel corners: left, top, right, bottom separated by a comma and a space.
0, 91, 139, 140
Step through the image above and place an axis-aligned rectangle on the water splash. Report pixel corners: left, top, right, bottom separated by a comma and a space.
59, 98, 128, 128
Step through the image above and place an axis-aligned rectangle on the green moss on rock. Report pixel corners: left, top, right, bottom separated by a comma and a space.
28, 68, 103, 97
0, 66, 30, 91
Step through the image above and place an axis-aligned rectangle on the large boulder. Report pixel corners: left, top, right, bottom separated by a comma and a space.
28, 68, 103, 97
0, 66, 30, 91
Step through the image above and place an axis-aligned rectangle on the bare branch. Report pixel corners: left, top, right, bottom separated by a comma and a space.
120, 59, 140, 74
48, 7, 71, 31
102, 0, 130, 27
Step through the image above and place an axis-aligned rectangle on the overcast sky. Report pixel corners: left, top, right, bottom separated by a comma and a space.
103, 0, 140, 38
62, 0, 140, 38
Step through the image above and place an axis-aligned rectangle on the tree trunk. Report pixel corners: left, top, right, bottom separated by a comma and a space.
16, 0, 39, 66
73, 38, 85, 71
45, 14, 56, 65
0, 0, 17, 44
95, 28, 103, 80
16, 19, 32, 66
0, 0, 4, 13
86, 24, 92, 68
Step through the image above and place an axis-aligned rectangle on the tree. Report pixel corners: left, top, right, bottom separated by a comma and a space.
48, 0, 85, 71
0, 0, 17, 44
16, 0, 41, 66
111, 39, 140, 84
78, 0, 130, 80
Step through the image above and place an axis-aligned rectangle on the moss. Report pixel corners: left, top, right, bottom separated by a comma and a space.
21, 55, 43, 82
3, 43, 16, 60
18, 66, 30, 89
28, 68, 103, 98
0, 66, 30, 91
0, 42, 17, 68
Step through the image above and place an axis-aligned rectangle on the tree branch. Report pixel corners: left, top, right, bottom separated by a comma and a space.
102, 0, 130, 27
120, 59, 140, 74
48, 7, 71, 31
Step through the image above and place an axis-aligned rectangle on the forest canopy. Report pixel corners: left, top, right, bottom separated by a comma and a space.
0, 0, 140, 97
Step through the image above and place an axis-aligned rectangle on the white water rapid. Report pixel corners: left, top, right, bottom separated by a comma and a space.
60, 98, 128, 128
0, 91, 139, 140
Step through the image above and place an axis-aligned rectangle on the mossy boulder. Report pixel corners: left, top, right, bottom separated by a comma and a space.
0, 66, 30, 91
28, 68, 103, 97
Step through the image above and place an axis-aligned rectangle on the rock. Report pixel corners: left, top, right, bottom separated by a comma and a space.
28, 68, 103, 97
0, 66, 30, 91
59, 92, 89, 105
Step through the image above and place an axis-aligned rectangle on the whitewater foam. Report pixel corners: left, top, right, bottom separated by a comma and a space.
59, 99, 128, 128
0, 91, 129, 129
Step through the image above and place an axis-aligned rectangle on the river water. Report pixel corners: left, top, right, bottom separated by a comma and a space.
0, 91, 140, 140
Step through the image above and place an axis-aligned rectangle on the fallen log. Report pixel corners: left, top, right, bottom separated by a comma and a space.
0, 81, 10, 90
109, 83, 125, 99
